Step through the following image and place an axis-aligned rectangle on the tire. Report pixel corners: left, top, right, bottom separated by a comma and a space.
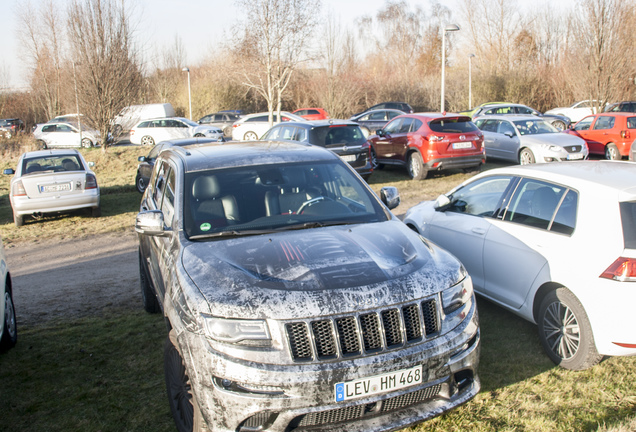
551, 120, 566, 131
0, 282, 17, 351
243, 131, 258, 141
194, 133, 204, 137
223, 126, 232, 137
538, 288, 603, 370
407, 152, 427, 180
605, 143, 620, 160
37, 140, 47, 150
370, 148, 379, 170
141, 135, 155, 146
91, 205, 101, 218
13, 212, 24, 227
165, 330, 207, 432
519, 148, 536, 165
135, 173, 147, 194
81, 138, 93, 148
139, 252, 160, 314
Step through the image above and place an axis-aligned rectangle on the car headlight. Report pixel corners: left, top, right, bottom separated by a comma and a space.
541, 144, 564, 152
442, 273, 474, 315
202, 315, 271, 346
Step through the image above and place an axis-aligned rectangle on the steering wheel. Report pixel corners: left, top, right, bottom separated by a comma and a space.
297, 196, 334, 214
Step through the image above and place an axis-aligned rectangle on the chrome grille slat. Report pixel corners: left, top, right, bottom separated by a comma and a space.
286, 298, 441, 361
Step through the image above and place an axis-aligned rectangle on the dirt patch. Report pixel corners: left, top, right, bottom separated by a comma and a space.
5, 231, 141, 327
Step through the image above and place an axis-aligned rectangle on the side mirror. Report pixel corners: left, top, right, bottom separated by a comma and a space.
135, 210, 169, 236
380, 186, 400, 210
3, 168, 15, 175
433, 194, 451, 211
87, 161, 95, 167
138, 156, 147, 162
504, 132, 515, 138
376, 129, 385, 137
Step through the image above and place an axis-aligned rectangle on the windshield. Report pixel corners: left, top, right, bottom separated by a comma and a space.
513, 119, 558, 135
184, 160, 388, 239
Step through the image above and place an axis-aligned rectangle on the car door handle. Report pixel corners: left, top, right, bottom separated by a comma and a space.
471, 227, 487, 235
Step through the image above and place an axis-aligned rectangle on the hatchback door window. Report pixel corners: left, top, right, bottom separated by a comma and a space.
593, 116, 615, 130
497, 121, 515, 135
161, 168, 176, 227
446, 176, 514, 217
383, 118, 403, 134
574, 117, 594, 131
399, 118, 414, 133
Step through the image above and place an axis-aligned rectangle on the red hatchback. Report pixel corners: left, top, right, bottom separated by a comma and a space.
292, 108, 330, 121
369, 113, 485, 180
564, 112, 636, 160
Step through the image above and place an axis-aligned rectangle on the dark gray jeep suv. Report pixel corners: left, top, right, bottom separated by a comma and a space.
136, 141, 480, 432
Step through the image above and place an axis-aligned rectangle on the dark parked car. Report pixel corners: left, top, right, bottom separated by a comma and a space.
369, 113, 485, 180
469, 103, 571, 131
353, 101, 413, 117
136, 140, 480, 432
197, 112, 241, 137
0, 118, 25, 139
135, 137, 223, 193
604, 101, 636, 113
261, 120, 374, 180
349, 109, 405, 137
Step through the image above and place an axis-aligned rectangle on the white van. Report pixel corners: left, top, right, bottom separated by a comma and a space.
112, 103, 175, 136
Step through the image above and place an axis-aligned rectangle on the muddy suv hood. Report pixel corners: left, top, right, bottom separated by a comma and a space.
181, 221, 462, 319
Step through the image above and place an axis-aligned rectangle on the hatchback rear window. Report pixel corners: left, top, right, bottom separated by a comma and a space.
620, 202, 636, 249
429, 118, 479, 133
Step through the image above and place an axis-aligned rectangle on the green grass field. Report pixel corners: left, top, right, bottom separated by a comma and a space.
0, 140, 634, 431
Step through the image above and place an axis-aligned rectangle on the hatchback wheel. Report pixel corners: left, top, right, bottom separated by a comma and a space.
243, 131, 258, 141
194, 133, 205, 137
0, 283, 17, 350
605, 143, 620, 160
81, 138, 93, 148
538, 288, 602, 370
165, 331, 207, 432
551, 120, 566, 131
141, 135, 155, 146
407, 152, 427, 180
519, 148, 535, 165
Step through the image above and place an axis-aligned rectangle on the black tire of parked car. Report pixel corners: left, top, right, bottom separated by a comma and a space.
139, 251, 160, 314
165, 330, 208, 432
135, 173, 147, 194
223, 126, 233, 137
519, 148, 536, 165
0, 280, 18, 351
537, 288, 603, 371
605, 143, 620, 160
551, 120, 566, 131
81, 138, 93, 148
194, 133, 205, 137
407, 151, 428, 180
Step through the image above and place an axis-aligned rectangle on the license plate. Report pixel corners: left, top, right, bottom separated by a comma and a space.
335, 364, 423, 402
340, 154, 357, 162
452, 142, 473, 149
41, 183, 71, 193
567, 154, 584, 160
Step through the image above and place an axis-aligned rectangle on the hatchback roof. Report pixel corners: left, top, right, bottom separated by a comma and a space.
166, 140, 339, 173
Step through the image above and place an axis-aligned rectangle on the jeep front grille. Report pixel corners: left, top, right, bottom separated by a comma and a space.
285, 298, 439, 362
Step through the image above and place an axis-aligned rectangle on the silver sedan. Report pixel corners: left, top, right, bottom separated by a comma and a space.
474, 115, 588, 164
3, 149, 101, 226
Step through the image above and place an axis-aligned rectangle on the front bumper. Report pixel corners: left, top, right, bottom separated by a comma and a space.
175, 297, 480, 432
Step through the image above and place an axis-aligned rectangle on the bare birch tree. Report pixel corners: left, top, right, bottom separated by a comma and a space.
67, 0, 143, 149
233, 0, 320, 126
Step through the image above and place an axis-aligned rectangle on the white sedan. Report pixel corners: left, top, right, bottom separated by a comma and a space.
231, 111, 306, 141
3, 149, 101, 226
403, 161, 636, 370
544, 100, 605, 123
0, 236, 17, 351
130, 117, 224, 146
32, 122, 100, 148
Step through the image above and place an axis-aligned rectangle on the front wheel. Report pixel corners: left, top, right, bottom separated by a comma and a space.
407, 152, 427, 180
0, 283, 17, 350
551, 120, 566, 131
194, 133, 204, 137
243, 131, 258, 141
519, 148, 536, 165
605, 143, 620, 160
81, 138, 93, 148
141, 135, 155, 146
538, 288, 602, 370
37, 140, 47, 150
165, 331, 207, 432
135, 173, 147, 194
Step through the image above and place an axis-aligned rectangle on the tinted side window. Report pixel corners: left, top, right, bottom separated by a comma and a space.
447, 176, 514, 217
620, 202, 636, 249
152, 161, 169, 208
593, 116, 615, 130
42, 125, 56, 133
399, 118, 414, 133
161, 168, 176, 227
383, 118, 403, 134
627, 117, 636, 129
429, 118, 479, 133
504, 179, 574, 233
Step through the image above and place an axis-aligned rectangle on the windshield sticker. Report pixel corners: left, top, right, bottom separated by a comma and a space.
200, 223, 211, 232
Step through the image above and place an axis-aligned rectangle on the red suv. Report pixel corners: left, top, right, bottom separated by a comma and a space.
564, 113, 636, 160
369, 113, 485, 180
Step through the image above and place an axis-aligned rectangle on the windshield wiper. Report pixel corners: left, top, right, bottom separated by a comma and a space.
189, 229, 275, 240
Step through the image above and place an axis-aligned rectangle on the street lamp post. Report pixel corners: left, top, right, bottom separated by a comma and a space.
468, 54, 475, 110
182, 67, 192, 120
440, 24, 460, 113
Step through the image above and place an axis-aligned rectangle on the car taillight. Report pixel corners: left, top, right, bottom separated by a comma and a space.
12, 180, 26, 196
85, 173, 98, 190
621, 130, 630, 139
130, 129, 135, 136
429, 135, 443, 143
600, 257, 636, 282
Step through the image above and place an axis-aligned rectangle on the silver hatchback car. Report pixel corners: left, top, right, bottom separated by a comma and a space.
4, 149, 101, 226
136, 141, 480, 432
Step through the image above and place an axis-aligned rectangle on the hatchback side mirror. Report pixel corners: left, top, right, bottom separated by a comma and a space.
3, 168, 15, 175
433, 194, 451, 211
380, 186, 400, 210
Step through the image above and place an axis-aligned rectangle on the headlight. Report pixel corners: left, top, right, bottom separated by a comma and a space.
202, 315, 271, 346
442, 274, 474, 315
541, 144, 563, 152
